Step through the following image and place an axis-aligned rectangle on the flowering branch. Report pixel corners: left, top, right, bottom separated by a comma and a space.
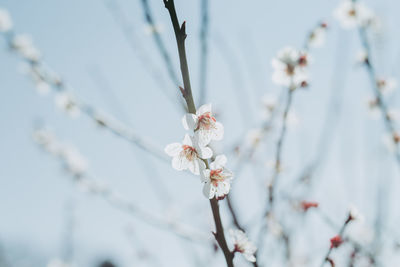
163, 1, 236, 265
319, 212, 354, 267
357, 26, 400, 165
0, 30, 168, 162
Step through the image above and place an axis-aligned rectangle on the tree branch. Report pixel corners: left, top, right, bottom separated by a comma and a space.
163, 1, 234, 266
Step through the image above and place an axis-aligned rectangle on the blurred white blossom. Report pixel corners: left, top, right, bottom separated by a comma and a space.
0, 8, 12, 32
272, 46, 309, 89
55, 92, 80, 118
34, 128, 88, 176
47, 259, 72, 267
230, 229, 257, 262
11, 34, 41, 61
307, 22, 328, 48
261, 94, 277, 120
376, 77, 397, 96
334, 1, 377, 29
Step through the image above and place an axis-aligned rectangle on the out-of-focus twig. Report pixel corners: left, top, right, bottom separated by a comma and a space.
0, 31, 168, 162
198, 0, 209, 105
33, 128, 210, 243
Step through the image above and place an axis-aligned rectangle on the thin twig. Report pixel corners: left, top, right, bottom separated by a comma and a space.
1, 31, 168, 162
198, 0, 209, 105
357, 26, 400, 165
104, 0, 181, 108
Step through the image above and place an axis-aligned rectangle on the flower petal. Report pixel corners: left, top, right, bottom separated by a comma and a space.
211, 154, 227, 169
202, 182, 215, 199
196, 129, 212, 146
197, 146, 213, 159
182, 114, 198, 131
188, 159, 200, 175
182, 134, 193, 146
201, 169, 211, 183
172, 156, 189, 171
197, 103, 212, 116
212, 122, 224, 141
164, 143, 182, 157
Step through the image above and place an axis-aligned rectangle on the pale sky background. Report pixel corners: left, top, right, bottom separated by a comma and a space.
1, 0, 400, 266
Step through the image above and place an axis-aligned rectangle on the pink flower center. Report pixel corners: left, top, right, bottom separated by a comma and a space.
234, 244, 245, 253
210, 169, 224, 186
182, 145, 197, 161
197, 112, 216, 130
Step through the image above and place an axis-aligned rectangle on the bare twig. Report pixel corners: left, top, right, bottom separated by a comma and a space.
104, 0, 181, 108
198, 0, 209, 105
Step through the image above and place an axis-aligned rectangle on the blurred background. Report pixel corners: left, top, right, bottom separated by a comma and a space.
1, 0, 400, 266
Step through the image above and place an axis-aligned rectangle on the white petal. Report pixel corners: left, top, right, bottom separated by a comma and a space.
196, 129, 212, 146
197, 103, 212, 115
172, 156, 189, 171
164, 143, 182, 157
201, 169, 211, 183
188, 159, 200, 175
182, 114, 198, 131
244, 254, 256, 263
182, 134, 193, 146
211, 154, 227, 169
197, 146, 213, 159
212, 122, 224, 140
216, 181, 230, 197
202, 182, 215, 199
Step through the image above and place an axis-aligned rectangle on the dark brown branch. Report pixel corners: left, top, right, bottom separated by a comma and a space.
163, 1, 234, 266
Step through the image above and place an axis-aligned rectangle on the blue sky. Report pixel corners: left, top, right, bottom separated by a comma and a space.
1, 0, 400, 266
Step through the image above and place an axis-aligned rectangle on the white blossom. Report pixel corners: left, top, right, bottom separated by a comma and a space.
0, 8, 12, 32
11, 34, 41, 62
245, 128, 263, 147
334, 1, 376, 29
61, 145, 88, 176
382, 132, 399, 154
182, 103, 224, 146
47, 259, 72, 267
308, 22, 328, 48
144, 23, 164, 35
200, 155, 233, 199
261, 94, 277, 120
165, 134, 211, 175
230, 229, 257, 262
271, 47, 309, 89
376, 77, 397, 96
55, 92, 80, 118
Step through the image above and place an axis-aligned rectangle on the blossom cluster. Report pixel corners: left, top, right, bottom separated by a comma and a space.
334, 0, 378, 30
271, 46, 310, 90
165, 104, 233, 199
